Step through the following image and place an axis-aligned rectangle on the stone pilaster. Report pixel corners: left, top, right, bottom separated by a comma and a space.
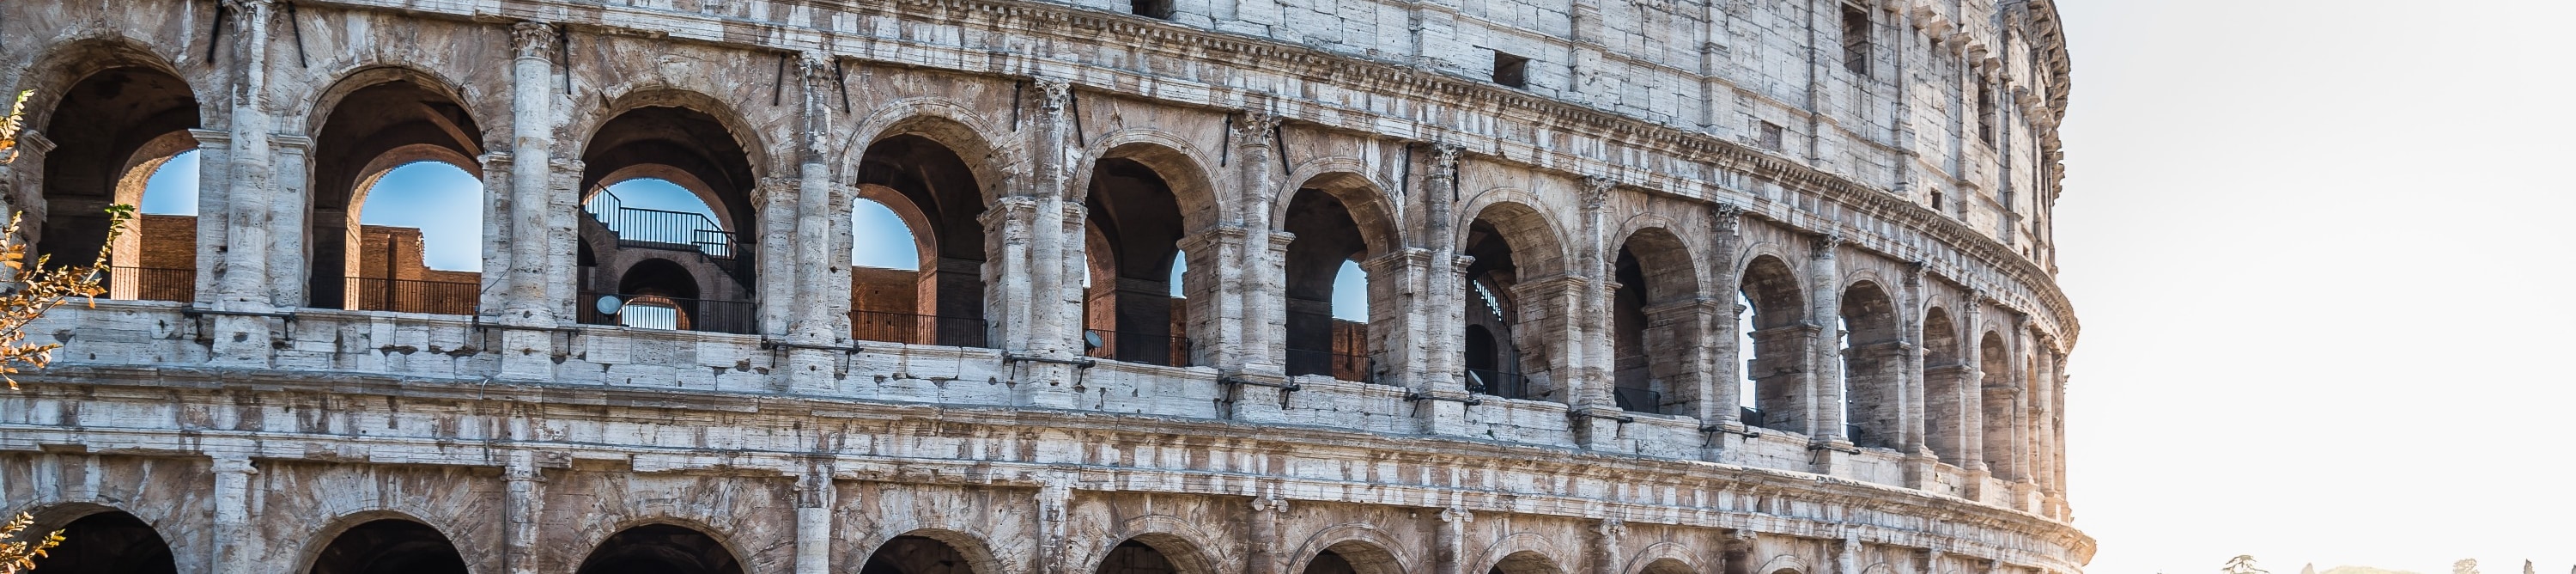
1246, 495, 1288, 574
1434, 508, 1472, 574
211, 455, 258, 574
1420, 144, 1466, 391
1900, 260, 1936, 488
1035, 479, 1073, 574
497, 21, 561, 381
478, 152, 514, 315
1024, 79, 1079, 360
502, 451, 544, 574
1232, 110, 1285, 375
1590, 518, 1624, 574
1704, 204, 1748, 459
1720, 530, 1756, 574
794, 467, 836, 574
786, 53, 841, 393
1571, 177, 1626, 450
209, 0, 281, 367
264, 134, 309, 308
1807, 232, 1847, 445
185, 129, 231, 307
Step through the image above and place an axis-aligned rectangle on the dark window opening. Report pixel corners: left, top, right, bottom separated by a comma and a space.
1492, 51, 1529, 89
1132, 0, 1173, 19
1758, 121, 1785, 150
1978, 81, 1997, 145
1840, 3, 1872, 76
1929, 189, 1945, 213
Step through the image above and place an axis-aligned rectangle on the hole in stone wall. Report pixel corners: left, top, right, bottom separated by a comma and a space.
1131, 0, 1174, 20
1492, 51, 1529, 89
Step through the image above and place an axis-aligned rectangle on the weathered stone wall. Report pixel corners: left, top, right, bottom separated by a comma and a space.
0, 0, 2086, 572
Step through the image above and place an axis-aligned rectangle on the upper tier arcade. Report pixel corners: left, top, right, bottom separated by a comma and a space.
0, 0, 2087, 573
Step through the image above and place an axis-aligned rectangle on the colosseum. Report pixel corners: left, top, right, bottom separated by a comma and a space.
0, 0, 2085, 572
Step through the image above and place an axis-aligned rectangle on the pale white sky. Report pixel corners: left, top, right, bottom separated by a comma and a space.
2053, 1, 2576, 572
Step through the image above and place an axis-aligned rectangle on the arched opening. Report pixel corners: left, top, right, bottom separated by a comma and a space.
575, 523, 742, 574
306, 518, 468, 574
1282, 180, 1389, 382
1487, 551, 1564, 574
1978, 331, 2018, 479
1922, 307, 1966, 463
27, 510, 177, 574
1838, 280, 1903, 449
1461, 203, 1568, 401
1081, 156, 1194, 367
1639, 559, 1694, 574
1738, 254, 1810, 434
1609, 229, 1700, 414
113, 149, 200, 302
1094, 540, 1180, 574
33, 64, 201, 302
609, 257, 703, 331
306, 76, 485, 314
859, 534, 978, 574
574, 103, 760, 334
851, 134, 990, 347
1300, 541, 1402, 574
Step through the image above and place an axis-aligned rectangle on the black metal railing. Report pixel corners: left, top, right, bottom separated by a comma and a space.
579, 291, 759, 334
1286, 348, 1372, 382
349, 277, 478, 315
1466, 369, 1529, 400
1613, 386, 1663, 413
1085, 329, 1191, 367
848, 309, 989, 348
107, 266, 194, 302
583, 190, 738, 257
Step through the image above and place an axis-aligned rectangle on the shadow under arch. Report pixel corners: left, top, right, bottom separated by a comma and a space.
1839, 278, 1905, 449
850, 130, 993, 348
856, 528, 1007, 574
575, 522, 744, 574
303, 67, 488, 312
1459, 197, 1572, 401
1482, 550, 1567, 574
303, 517, 470, 574
23, 504, 178, 574
21, 43, 202, 290
1279, 168, 1401, 381
1090, 532, 1222, 574
1738, 252, 1810, 434
1078, 138, 1222, 367
1608, 224, 1704, 415
1284, 523, 1413, 574
841, 103, 1024, 205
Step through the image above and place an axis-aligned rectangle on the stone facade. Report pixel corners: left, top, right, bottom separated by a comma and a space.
0, 0, 2085, 572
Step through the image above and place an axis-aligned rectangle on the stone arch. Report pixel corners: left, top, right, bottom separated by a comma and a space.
1458, 195, 1574, 401
1922, 305, 1968, 463
568, 88, 775, 181
1754, 555, 1811, 574
858, 528, 1004, 574
1621, 546, 1700, 574
1273, 158, 1404, 252
18, 503, 179, 574
7, 34, 210, 140
574, 90, 767, 332
1285, 523, 1413, 574
1737, 252, 1812, 433
574, 520, 746, 574
1086, 516, 1228, 574
1088, 531, 1221, 574
1840, 278, 1904, 449
299, 513, 471, 574
849, 125, 993, 347
1279, 168, 1402, 381
301, 67, 489, 313
1077, 138, 1223, 367
1471, 533, 1571, 574
840, 99, 1024, 205
15, 39, 203, 301
1610, 224, 1704, 414
1978, 329, 2020, 479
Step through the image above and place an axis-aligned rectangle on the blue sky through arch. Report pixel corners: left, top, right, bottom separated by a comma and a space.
358, 162, 483, 272
139, 150, 199, 216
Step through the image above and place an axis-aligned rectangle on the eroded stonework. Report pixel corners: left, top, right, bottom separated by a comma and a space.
0, 0, 2087, 573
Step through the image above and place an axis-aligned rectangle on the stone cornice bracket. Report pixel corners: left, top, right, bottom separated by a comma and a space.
1592, 516, 1625, 536
1438, 507, 1473, 523
511, 21, 558, 61
1034, 77, 1072, 113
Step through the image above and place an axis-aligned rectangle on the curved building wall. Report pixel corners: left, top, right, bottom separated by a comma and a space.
0, 0, 2087, 573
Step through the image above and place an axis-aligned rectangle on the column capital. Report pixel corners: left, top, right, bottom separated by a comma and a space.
1034, 78, 1072, 113
1810, 232, 1844, 259
1233, 109, 1283, 147
1711, 203, 1744, 234
1249, 494, 1290, 514
1580, 176, 1615, 211
1428, 144, 1464, 174
1438, 507, 1473, 523
511, 21, 558, 60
